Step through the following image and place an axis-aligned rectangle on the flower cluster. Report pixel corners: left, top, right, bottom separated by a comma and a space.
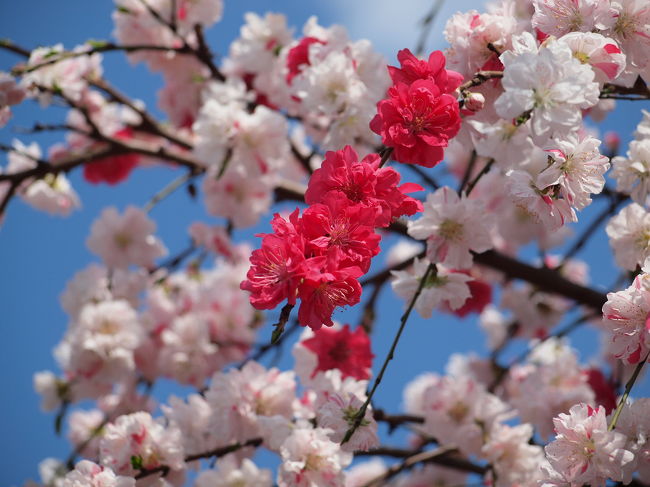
370, 49, 463, 167
241, 145, 422, 330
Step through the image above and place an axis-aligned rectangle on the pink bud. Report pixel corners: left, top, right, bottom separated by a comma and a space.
464, 92, 485, 112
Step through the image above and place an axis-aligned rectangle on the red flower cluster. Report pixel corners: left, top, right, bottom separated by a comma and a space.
302, 324, 374, 380
83, 128, 140, 185
241, 145, 422, 330
286, 36, 325, 83
370, 49, 463, 168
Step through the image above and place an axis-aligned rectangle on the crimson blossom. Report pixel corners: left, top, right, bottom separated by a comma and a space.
302, 324, 374, 380
370, 49, 463, 167
241, 145, 423, 330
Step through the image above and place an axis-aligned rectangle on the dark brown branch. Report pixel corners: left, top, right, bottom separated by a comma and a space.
12, 43, 194, 75
373, 409, 424, 430
193, 24, 225, 82
290, 141, 314, 175
135, 437, 263, 479
473, 249, 607, 311
0, 38, 31, 57
89, 78, 192, 150
387, 220, 608, 311
358, 446, 487, 486
560, 192, 627, 265
459, 71, 503, 92
405, 164, 440, 190
464, 158, 495, 196
602, 78, 650, 99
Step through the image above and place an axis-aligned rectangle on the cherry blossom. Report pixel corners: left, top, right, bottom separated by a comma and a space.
544, 403, 634, 486
408, 186, 493, 269
86, 206, 167, 270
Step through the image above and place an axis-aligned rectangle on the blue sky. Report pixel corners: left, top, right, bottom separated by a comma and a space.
0, 1, 648, 485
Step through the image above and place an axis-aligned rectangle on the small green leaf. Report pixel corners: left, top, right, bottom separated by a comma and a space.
130, 455, 144, 470
271, 323, 285, 344
43, 49, 61, 59
86, 39, 109, 49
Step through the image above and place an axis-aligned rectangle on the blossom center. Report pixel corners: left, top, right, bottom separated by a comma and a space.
114, 232, 132, 249
447, 401, 470, 423
439, 219, 464, 241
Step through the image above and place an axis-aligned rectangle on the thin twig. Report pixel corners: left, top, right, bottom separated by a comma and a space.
609, 353, 650, 431
342, 263, 436, 445
464, 158, 495, 196
135, 437, 263, 479
560, 192, 627, 265
143, 170, 197, 212
457, 150, 477, 194
414, 0, 446, 57
405, 164, 440, 190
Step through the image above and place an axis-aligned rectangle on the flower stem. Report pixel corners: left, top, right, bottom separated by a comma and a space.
608, 352, 649, 431
341, 262, 435, 444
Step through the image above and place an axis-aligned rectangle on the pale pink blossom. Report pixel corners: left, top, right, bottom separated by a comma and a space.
601, 273, 650, 363
60, 264, 147, 319
532, 0, 616, 37
505, 338, 595, 439
444, 9, 518, 78
495, 33, 600, 144
188, 222, 235, 260
277, 427, 352, 487
408, 187, 493, 269
343, 459, 386, 487
316, 391, 378, 452
61, 460, 134, 487
391, 259, 472, 318
205, 361, 295, 443
506, 169, 576, 231
604, 0, 650, 85
33, 371, 65, 412
482, 423, 545, 487
559, 32, 626, 84
195, 457, 272, 487
544, 403, 634, 486
612, 138, 650, 205
86, 206, 167, 270
616, 398, 650, 483
202, 165, 273, 228
420, 374, 512, 455
99, 412, 185, 477
537, 133, 610, 211
606, 203, 650, 271
63, 300, 143, 385
68, 409, 105, 459
0, 72, 25, 127
6, 139, 80, 216
228, 12, 293, 75
23, 44, 102, 105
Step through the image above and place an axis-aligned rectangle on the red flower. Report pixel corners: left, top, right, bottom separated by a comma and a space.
452, 277, 492, 317
240, 210, 313, 310
84, 128, 139, 185
302, 324, 374, 380
388, 49, 463, 94
301, 192, 381, 272
370, 79, 461, 167
305, 145, 423, 227
297, 251, 363, 330
286, 36, 325, 84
